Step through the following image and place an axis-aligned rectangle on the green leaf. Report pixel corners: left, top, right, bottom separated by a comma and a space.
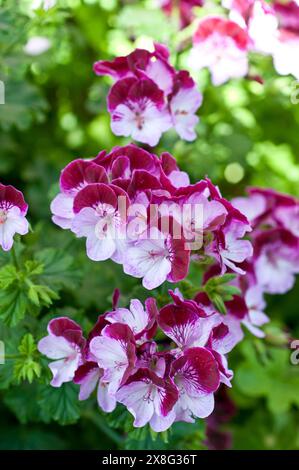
13, 334, 41, 384
0, 264, 18, 289
210, 293, 227, 315
35, 248, 81, 291
235, 341, 299, 414
0, 287, 28, 326
18, 333, 37, 356
4, 383, 42, 424
38, 382, 81, 425
27, 283, 58, 307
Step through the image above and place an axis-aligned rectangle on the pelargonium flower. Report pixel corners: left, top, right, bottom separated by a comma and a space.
0, 184, 29, 251
206, 199, 253, 275
71, 183, 129, 263
161, 290, 234, 388
223, 0, 278, 54
94, 43, 202, 145
74, 362, 116, 413
271, 1, 299, 79
105, 297, 158, 343
116, 368, 179, 432
189, 16, 250, 85
123, 224, 190, 290
224, 0, 299, 79
50, 146, 252, 290
38, 289, 250, 431
38, 317, 85, 387
254, 228, 299, 294
94, 43, 174, 94
153, 178, 228, 248
51, 159, 108, 229
170, 347, 220, 422
89, 323, 136, 394
107, 77, 172, 147
232, 187, 299, 295
158, 290, 219, 351
169, 71, 203, 141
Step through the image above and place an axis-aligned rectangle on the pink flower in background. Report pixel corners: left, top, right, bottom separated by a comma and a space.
0, 184, 29, 251
94, 43, 202, 144
71, 183, 129, 262
254, 229, 299, 294
189, 16, 250, 85
256, 1, 299, 78
116, 368, 178, 432
108, 77, 172, 146
243, 285, 269, 337
24, 36, 51, 56
159, 0, 204, 29
51, 159, 108, 229
223, 0, 278, 54
38, 318, 85, 387
223, 0, 299, 78
233, 187, 299, 296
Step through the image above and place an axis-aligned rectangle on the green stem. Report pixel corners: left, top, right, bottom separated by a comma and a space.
3, 354, 21, 360
11, 245, 20, 270
83, 410, 124, 446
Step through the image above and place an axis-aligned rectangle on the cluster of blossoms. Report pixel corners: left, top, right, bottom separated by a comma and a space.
38, 290, 241, 431
233, 187, 299, 295
93, 43, 202, 146
51, 144, 253, 290
188, 0, 299, 84
0, 184, 29, 251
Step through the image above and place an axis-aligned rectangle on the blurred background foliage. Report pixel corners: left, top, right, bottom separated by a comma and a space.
0, 0, 299, 450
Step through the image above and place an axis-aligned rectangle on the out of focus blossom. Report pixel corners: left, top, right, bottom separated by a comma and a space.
159, 0, 204, 29
24, 36, 51, 56
189, 16, 250, 85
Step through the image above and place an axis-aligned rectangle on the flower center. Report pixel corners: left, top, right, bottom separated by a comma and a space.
0, 210, 8, 225
135, 111, 145, 130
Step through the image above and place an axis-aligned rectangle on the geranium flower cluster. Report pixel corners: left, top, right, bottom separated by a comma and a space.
93, 44, 202, 145
51, 144, 253, 290
233, 187, 299, 295
38, 290, 241, 431
0, 183, 29, 251
188, 1, 299, 84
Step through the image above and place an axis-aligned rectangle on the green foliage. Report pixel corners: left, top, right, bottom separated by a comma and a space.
13, 334, 41, 384
0, 244, 79, 326
235, 340, 299, 414
38, 383, 81, 426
